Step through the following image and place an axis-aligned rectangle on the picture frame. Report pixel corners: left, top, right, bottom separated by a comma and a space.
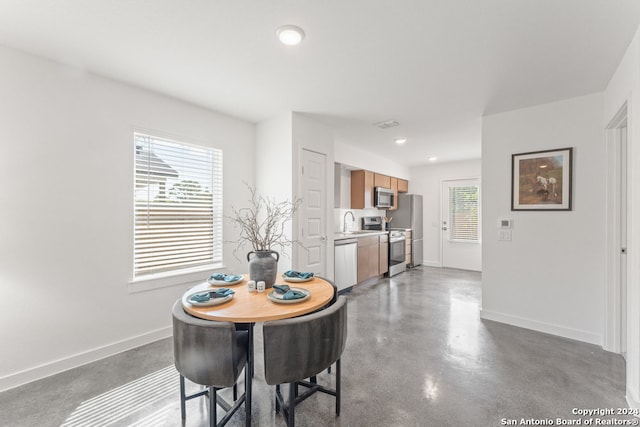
511, 147, 573, 211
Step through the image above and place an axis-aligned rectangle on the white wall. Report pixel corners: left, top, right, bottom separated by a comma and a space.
410, 159, 481, 267
255, 113, 294, 270
0, 46, 255, 391
481, 93, 606, 346
334, 141, 410, 179
603, 27, 640, 408
256, 113, 293, 202
335, 165, 351, 209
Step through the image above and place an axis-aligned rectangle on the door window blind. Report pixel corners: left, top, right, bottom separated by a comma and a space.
134, 133, 222, 277
449, 185, 479, 241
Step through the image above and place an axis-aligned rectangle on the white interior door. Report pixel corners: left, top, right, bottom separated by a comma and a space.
441, 179, 482, 271
620, 123, 628, 358
298, 149, 327, 276
605, 105, 630, 355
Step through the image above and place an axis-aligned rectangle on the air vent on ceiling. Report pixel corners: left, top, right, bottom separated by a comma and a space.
373, 120, 399, 129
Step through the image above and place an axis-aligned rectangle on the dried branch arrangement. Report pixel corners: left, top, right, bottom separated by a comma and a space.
227, 184, 302, 258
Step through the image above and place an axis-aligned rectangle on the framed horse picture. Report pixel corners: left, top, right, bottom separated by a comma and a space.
511, 147, 573, 211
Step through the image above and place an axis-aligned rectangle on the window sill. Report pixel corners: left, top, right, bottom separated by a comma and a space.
128, 263, 225, 294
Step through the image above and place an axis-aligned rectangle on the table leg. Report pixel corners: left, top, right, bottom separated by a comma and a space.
248, 323, 255, 378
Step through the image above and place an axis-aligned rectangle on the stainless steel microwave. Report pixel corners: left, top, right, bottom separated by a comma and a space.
374, 187, 394, 208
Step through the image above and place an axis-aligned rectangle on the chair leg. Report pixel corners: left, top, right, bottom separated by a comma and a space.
209, 387, 217, 427
328, 364, 332, 374
288, 382, 296, 427
180, 375, 186, 424
233, 383, 237, 401
245, 365, 252, 427
275, 384, 281, 413
336, 358, 341, 416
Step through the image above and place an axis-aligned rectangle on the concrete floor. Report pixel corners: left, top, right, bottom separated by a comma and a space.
0, 266, 631, 426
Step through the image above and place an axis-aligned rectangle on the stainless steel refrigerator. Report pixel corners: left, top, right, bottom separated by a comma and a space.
392, 194, 423, 267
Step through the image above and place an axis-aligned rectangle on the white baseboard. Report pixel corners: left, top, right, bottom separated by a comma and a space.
628, 388, 640, 410
422, 261, 442, 268
480, 309, 602, 346
0, 326, 172, 393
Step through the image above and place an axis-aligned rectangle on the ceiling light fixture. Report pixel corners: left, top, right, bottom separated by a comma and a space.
374, 120, 399, 129
428, 156, 438, 162
276, 25, 305, 46
394, 138, 407, 144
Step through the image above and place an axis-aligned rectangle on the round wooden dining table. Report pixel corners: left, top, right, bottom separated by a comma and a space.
182, 274, 334, 322
181, 274, 335, 377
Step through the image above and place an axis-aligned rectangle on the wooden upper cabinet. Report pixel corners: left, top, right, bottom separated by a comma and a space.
374, 173, 391, 188
351, 170, 374, 209
397, 179, 409, 193
389, 177, 398, 211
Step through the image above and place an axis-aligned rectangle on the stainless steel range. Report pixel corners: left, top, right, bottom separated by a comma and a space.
388, 229, 406, 277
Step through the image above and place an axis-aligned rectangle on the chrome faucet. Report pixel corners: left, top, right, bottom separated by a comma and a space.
343, 211, 356, 232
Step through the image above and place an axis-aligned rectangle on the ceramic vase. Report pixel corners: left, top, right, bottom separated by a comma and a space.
247, 250, 279, 289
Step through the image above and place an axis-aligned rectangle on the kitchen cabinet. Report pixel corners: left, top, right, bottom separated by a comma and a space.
405, 230, 412, 265
357, 236, 379, 283
351, 169, 409, 209
398, 179, 409, 193
374, 173, 391, 188
356, 234, 388, 281
379, 234, 388, 274
389, 177, 398, 211
351, 170, 374, 209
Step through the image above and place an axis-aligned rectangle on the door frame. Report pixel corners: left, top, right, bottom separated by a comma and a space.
440, 177, 482, 271
295, 148, 328, 277
604, 103, 628, 354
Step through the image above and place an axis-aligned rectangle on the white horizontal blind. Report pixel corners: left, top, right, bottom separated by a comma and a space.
449, 185, 479, 241
134, 133, 222, 277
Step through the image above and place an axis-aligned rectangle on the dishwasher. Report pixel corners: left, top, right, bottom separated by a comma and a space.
334, 238, 358, 291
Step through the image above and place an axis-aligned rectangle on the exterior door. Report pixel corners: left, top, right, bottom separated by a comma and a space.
441, 179, 481, 271
298, 149, 327, 276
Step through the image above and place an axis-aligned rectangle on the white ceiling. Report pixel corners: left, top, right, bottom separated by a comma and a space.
0, 0, 638, 166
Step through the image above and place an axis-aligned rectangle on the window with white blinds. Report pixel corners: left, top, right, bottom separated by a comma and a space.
449, 185, 479, 241
134, 132, 222, 277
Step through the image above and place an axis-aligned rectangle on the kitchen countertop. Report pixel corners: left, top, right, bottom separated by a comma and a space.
334, 230, 389, 241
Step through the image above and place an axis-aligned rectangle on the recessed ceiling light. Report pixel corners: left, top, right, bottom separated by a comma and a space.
394, 138, 407, 145
428, 156, 438, 162
276, 25, 305, 46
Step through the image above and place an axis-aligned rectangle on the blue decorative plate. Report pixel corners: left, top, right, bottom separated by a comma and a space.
187, 291, 234, 307
207, 277, 244, 286
281, 275, 313, 283
267, 287, 311, 304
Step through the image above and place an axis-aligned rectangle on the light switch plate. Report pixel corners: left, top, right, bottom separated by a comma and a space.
498, 230, 512, 241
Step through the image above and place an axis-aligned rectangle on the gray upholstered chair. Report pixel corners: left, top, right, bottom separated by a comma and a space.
263, 296, 348, 427
311, 276, 338, 376
172, 300, 251, 427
